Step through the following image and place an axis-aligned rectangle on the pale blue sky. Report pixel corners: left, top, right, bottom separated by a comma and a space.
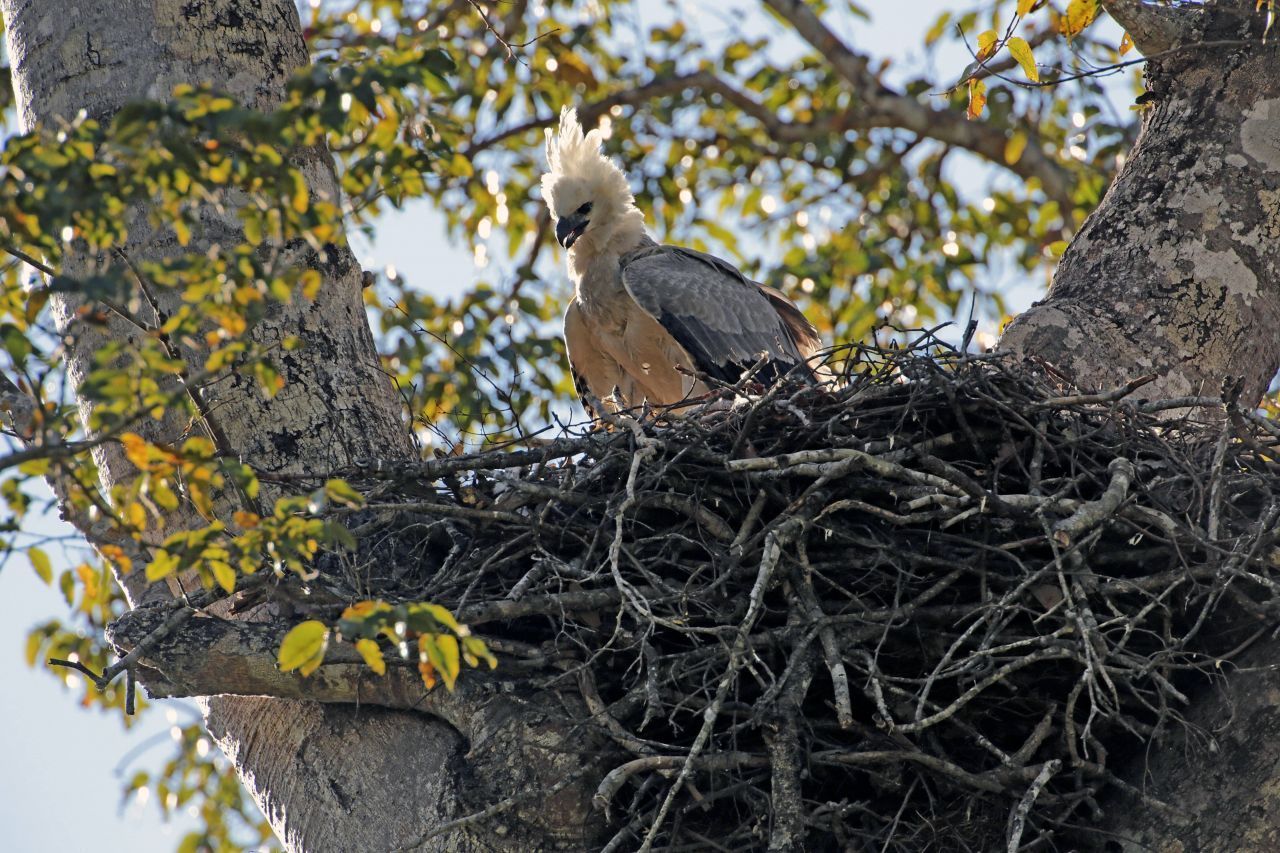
0, 2, 1128, 851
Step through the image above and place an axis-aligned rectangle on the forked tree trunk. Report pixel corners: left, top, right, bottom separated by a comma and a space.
1, 1, 597, 849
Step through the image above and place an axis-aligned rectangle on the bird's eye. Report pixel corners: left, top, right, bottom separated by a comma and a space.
576, 202, 593, 215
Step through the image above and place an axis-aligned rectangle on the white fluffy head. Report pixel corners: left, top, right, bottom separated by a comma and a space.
541, 108, 642, 255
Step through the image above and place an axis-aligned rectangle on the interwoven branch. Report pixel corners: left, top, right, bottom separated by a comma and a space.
114, 338, 1280, 851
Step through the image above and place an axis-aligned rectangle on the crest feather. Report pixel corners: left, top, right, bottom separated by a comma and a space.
541, 106, 632, 217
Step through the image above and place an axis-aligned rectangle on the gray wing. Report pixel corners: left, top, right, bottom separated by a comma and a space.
620, 245, 811, 385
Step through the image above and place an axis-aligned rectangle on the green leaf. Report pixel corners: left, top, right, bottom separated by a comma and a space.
278, 620, 329, 675
209, 560, 237, 594
324, 479, 364, 508
145, 549, 180, 582
28, 547, 52, 584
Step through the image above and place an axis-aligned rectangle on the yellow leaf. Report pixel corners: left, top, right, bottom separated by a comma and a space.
463, 635, 498, 670
1060, 0, 1098, 39
127, 502, 147, 531
232, 510, 261, 529
413, 602, 462, 634
300, 269, 322, 301
976, 29, 999, 61
153, 479, 179, 511
925, 12, 951, 46
100, 544, 133, 573
189, 483, 215, 519
967, 79, 988, 120
435, 634, 460, 691
210, 560, 236, 594
419, 634, 450, 690
120, 432, 150, 470
243, 214, 263, 246
1119, 32, 1134, 55
552, 52, 599, 89
324, 479, 364, 508
355, 639, 387, 675
1004, 132, 1028, 165
1007, 37, 1040, 82
1017, 0, 1036, 17
182, 436, 217, 459
278, 620, 329, 675
418, 659, 437, 690
18, 457, 51, 477
205, 348, 231, 373
290, 172, 310, 214
28, 547, 52, 584
342, 600, 392, 621
145, 549, 180, 582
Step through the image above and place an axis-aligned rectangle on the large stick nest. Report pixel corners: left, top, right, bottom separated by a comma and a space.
318, 338, 1280, 851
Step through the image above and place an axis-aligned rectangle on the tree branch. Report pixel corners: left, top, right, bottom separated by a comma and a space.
1102, 0, 1202, 55
466, 40, 1076, 212
105, 603, 510, 717
759, 0, 1076, 208
107, 599, 614, 845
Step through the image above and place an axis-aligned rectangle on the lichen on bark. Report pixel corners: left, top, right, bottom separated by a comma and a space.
1003, 2, 1280, 407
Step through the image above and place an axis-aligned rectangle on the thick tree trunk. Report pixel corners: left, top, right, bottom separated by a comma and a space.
1003, 2, 1280, 848
1001, 0, 1280, 407
2, 1, 599, 849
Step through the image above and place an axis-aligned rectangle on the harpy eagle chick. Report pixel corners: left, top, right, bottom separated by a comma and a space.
541, 108, 821, 417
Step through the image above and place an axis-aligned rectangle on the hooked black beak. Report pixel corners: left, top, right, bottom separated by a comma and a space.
555, 213, 589, 249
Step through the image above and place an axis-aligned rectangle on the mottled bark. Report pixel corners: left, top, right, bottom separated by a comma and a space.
1003, 2, 1280, 848
1002, 0, 1280, 407
1, 1, 601, 850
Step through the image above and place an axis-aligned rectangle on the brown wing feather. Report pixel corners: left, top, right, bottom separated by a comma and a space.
758, 284, 821, 359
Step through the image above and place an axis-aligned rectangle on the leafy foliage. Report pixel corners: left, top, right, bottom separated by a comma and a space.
278, 599, 496, 690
